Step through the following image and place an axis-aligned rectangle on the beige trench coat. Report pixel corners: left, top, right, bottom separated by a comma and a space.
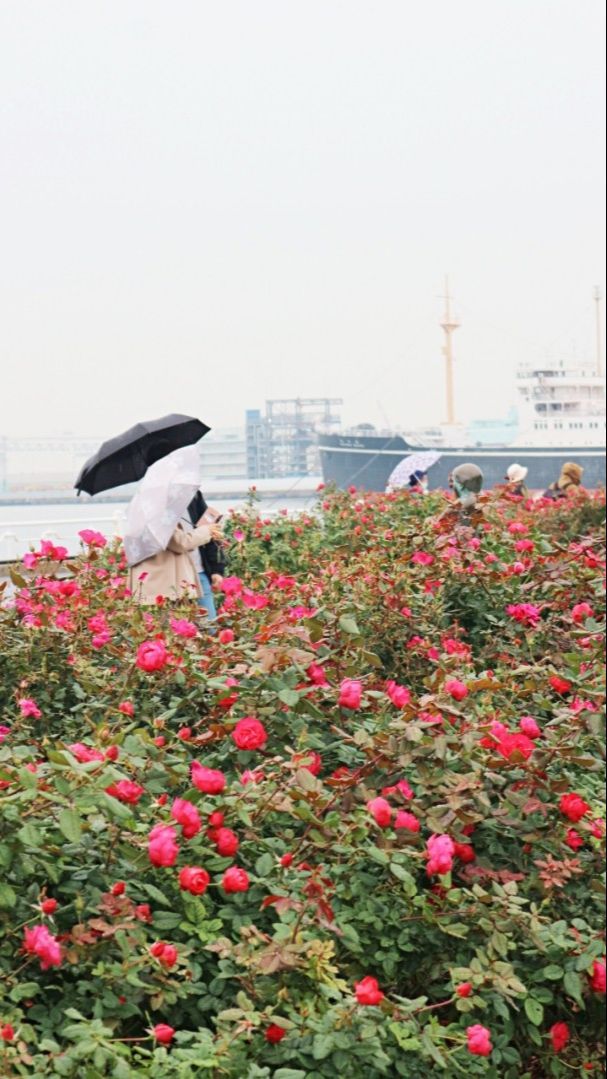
127, 523, 212, 605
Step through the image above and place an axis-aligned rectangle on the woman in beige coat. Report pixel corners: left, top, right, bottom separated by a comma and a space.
127, 521, 222, 605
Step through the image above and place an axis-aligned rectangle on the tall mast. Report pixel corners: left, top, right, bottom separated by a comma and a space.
594, 286, 602, 376
440, 275, 460, 424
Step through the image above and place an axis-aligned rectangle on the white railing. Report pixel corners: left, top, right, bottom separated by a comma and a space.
0, 512, 126, 563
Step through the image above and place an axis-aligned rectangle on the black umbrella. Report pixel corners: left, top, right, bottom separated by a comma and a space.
75, 414, 210, 496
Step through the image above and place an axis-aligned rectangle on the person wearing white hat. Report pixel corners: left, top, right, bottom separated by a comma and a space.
505, 463, 529, 497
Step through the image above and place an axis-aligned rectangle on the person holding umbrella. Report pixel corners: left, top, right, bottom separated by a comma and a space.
124, 447, 223, 605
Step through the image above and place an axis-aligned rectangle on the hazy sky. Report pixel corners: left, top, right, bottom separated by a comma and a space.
1, 0, 605, 439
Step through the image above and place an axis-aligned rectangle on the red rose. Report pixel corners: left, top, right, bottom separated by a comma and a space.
152, 1023, 175, 1044
105, 780, 145, 805
40, 898, 58, 915
549, 674, 572, 695
467, 1024, 493, 1056
221, 867, 250, 893
191, 761, 226, 794
280, 852, 294, 867
445, 678, 468, 701
550, 1022, 570, 1053
565, 828, 584, 851
453, 842, 475, 864
559, 793, 590, 822
111, 881, 126, 896
456, 982, 472, 997
136, 640, 168, 673
354, 976, 384, 1005
218, 629, 235, 644
213, 827, 240, 857
150, 941, 178, 968
231, 717, 267, 751
265, 1024, 287, 1044
367, 797, 392, 828
1, 1024, 15, 1042
178, 866, 210, 896
118, 700, 134, 716
590, 959, 606, 993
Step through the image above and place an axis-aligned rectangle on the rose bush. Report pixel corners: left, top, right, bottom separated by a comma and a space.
0, 486, 604, 1077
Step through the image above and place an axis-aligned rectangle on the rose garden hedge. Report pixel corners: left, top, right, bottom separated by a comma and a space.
0, 485, 605, 1077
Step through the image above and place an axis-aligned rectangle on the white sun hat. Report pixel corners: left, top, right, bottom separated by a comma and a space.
506, 463, 528, 483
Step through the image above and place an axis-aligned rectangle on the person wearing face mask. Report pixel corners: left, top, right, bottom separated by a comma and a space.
451, 463, 484, 512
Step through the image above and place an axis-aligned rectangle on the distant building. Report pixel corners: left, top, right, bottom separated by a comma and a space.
198, 427, 247, 481
246, 398, 343, 479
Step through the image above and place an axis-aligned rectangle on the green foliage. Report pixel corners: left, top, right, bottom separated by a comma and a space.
0, 486, 604, 1076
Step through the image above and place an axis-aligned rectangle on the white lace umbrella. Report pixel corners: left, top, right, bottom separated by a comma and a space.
387, 451, 442, 491
123, 446, 200, 566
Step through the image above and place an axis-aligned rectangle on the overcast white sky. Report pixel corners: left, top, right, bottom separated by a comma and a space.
1, 0, 605, 439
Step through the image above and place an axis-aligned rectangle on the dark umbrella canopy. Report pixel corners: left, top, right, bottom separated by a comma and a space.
75, 414, 210, 495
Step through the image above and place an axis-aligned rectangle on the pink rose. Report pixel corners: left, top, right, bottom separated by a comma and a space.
148, 824, 179, 867
152, 1023, 175, 1044
385, 681, 411, 708
78, 529, 107, 548
136, 639, 168, 673
218, 629, 235, 644
338, 679, 363, 710
519, 715, 541, 738
394, 810, 420, 832
354, 976, 384, 1005
18, 698, 42, 719
171, 798, 202, 839
169, 618, 198, 639
231, 717, 267, 751
118, 700, 135, 716
191, 762, 226, 794
571, 602, 593, 624
426, 834, 455, 876
23, 924, 62, 970
467, 1024, 493, 1056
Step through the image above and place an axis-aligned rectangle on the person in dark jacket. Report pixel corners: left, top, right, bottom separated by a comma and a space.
187, 491, 227, 622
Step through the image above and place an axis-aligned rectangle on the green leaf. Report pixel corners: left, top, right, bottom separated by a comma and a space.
542, 964, 564, 981
524, 997, 544, 1026
17, 822, 43, 848
278, 689, 301, 707
255, 853, 275, 877
563, 971, 584, 1006
312, 1034, 334, 1060
140, 882, 172, 906
0, 883, 16, 908
338, 615, 360, 635
58, 809, 82, 843
274, 1071, 306, 1079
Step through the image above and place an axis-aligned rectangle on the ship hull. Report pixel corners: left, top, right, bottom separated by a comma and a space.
318, 435, 606, 492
